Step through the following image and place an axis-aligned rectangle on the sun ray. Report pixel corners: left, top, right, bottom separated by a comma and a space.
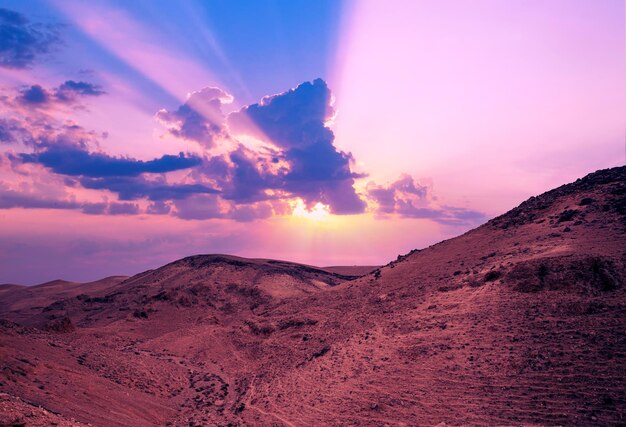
290, 199, 330, 222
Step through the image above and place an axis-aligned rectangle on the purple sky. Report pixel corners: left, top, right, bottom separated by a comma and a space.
0, 0, 623, 284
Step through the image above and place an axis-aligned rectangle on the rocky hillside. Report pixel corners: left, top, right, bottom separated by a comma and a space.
0, 166, 624, 426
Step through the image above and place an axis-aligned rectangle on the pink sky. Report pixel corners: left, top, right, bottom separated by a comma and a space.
332, 0, 624, 210
0, 0, 623, 283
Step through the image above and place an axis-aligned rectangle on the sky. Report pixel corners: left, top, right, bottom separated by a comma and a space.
0, 0, 623, 284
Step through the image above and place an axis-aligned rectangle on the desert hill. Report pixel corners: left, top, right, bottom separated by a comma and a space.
0, 166, 625, 426
247, 166, 625, 426
0, 276, 128, 325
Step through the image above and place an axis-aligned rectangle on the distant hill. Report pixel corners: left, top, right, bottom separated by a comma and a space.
0, 276, 128, 325
321, 265, 380, 276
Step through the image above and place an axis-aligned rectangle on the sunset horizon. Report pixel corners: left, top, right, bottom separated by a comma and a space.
1, 1, 623, 284
0, 2, 625, 426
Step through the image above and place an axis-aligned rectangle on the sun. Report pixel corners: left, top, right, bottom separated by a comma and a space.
291, 199, 330, 221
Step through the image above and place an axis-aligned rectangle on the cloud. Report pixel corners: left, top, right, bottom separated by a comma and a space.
172, 193, 273, 222
0, 118, 27, 144
146, 201, 171, 215
19, 146, 202, 177
79, 175, 219, 201
6, 77, 369, 221
228, 202, 273, 222
55, 80, 105, 101
80, 202, 107, 215
0, 185, 82, 210
0, 109, 103, 151
0, 8, 60, 69
227, 79, 366, 214
17, 84, 50, 104
148, 79, 367, 215
17, 80, 105, 107
211, 145, 279, 204
172, 193, 224, 220
156, 87, 232, 148
2, 77, 480, 225
366, 174, 485, 225
3, 100, 222, 210
108, 201, 139, 215
367, 186, 395, 214
280, 140, 366, 214
0, 184, 138, 216
14, 144, 219, 203
228, 79, 330, 146
57, 80, 104, 96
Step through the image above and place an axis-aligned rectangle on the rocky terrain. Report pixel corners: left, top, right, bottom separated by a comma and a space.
1, 166, 625, 426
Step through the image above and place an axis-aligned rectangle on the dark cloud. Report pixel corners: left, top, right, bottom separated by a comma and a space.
228, 78, 332, 149
18, 84, 50, 104
19, 146, 202, 177
156, 87, 232, 148
17, 80, 104, 107
79, 175, 218, 201
366, 174, 485, 225
6, 111, 221, 211
55, 80, 105, 102
280, 140, 366, 214
227, 79, 366, 214
221, 146, 278, 203
194, 147, 283, 206
57, 80, 104, 96
0, 8, 60, 69
14, 144, 218, 204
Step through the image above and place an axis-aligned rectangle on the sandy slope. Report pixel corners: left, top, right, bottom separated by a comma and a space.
0, 166, 625, 426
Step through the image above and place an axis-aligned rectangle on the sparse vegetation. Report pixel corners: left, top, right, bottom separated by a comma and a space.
557, 209, 579, 223
133, 310, 148, 319
484, 271, 501, 282
244, 320, 274, 336
277, 318, 318, 330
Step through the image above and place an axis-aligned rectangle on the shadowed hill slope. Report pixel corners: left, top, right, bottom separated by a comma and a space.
0, 166, 625, 426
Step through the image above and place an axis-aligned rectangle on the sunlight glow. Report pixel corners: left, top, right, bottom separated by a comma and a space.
291, 199, 330, 221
